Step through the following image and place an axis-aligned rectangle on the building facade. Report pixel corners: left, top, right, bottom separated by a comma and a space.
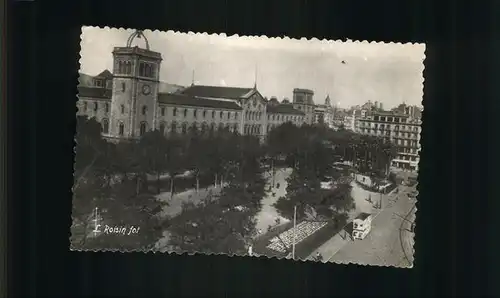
313, 95, 335, 128
292, 88, 316, 125
77, 30, 305, 142
355, 111, 422, 171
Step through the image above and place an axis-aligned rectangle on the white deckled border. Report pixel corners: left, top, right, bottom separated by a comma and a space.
72, 26, 426, 269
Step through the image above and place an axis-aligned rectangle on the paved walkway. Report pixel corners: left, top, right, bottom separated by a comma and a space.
306, 186, 402, 262
328, 187, 415, 267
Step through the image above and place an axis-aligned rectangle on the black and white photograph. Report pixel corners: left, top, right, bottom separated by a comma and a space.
72, 26, 425, 267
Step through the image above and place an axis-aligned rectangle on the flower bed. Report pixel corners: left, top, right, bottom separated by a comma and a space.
266, 221, 328, 253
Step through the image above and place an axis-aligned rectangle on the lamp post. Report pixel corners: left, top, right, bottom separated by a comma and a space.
292, 205, 297, 260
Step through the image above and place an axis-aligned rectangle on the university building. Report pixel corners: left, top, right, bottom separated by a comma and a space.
355, 110, 422, 171
77, 30, 306, 142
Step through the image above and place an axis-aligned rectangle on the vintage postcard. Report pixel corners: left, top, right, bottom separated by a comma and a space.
72, 26, 424, 268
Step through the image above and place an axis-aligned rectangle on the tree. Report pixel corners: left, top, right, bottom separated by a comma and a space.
185, 134, 210, 193
138, 130, 170, 194
166, 174, 265, 255
81, 178, 166, 251
274, 164, 355, 223
164, 134, 185, 199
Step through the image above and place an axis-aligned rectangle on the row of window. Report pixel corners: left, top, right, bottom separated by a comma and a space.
400, 148, 420, 154
246, 111, 262, 121
116, 61, 156, 78
244, 124, 261, 135
373, 115, 419, 124
395, 155, 418, 162
83, 101, 109, 113
160, 107, 240, 120
83, 101, 303, 124
360, 123, 420, 132
268, 114, 303, 122
359, 129, 419, 138
101, 119, 149, 137
100, 118, 296, 139
159, 122, 239, 135
296, 105, 314, 113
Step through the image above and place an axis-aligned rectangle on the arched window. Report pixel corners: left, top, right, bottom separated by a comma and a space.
171, 122, 177, 133
118, 61, 123, 74
120, 105, 125, 114
123, 61, 129, 74
235, 112, 239, 120
93, 102, 98, 112
139, 63, 145, 77
159, 122, 166, 134
193, 109, 197, 118
105, 103, 109, 113
182, 123, 187, 134
173, 108, 177, 116
219, 111, 223, 118
202, 110, 207, 118
142, 105, 147, 115
183, 109, 188, 117
212, 111, 215, 119
140, 122, 147, 136
101, 118, 109, 134
118, 122, 125, 136
228, 112, 232, 119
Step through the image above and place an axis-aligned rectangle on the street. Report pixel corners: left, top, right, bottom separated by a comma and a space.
327, 186, 416, 267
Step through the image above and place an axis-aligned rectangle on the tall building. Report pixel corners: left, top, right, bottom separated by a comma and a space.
77, 30, 305, 143
314, 95, 335, 128
292, 88, 316, 125
356, 111, 421, 171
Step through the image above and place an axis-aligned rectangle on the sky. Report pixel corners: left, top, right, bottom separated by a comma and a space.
80, 26, 425, 109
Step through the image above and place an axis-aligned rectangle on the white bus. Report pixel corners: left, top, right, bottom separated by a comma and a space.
352, 213, 373, 240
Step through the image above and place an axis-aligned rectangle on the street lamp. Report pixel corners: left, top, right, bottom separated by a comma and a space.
292, 205, 297, 260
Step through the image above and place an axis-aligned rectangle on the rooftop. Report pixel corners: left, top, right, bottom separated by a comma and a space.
293, 88, 314, 94
180, 85, 255, 99
266, 104, 305, 115
356, 213, 372, 220
78, 86, 112, 99
95, 69, 113, 79
112, 46, 162, 60
158, 93, 243, 110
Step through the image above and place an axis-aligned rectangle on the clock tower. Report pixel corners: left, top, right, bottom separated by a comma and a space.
108, 30, 162, 141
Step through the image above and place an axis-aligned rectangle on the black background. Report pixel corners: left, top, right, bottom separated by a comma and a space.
9, 0, 499, 296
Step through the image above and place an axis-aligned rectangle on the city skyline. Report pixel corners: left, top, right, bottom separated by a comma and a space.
80, 27, 425, 109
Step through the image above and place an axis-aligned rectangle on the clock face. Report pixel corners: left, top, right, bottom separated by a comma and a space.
142, 84, 151, 95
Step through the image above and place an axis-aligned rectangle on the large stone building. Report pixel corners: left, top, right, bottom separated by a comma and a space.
77, 30, 306, 142
314, 95, 335, 128
356, 110, 422, 171
292, 88, 316, 125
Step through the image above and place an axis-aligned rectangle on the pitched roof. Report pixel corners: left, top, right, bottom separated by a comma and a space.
158, 93, 242, 110
293, 88, 314, 94
180, 85, 254, 99
96, 69, 113, 79
266, 104, 305, 115
78, 86, 112, 99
